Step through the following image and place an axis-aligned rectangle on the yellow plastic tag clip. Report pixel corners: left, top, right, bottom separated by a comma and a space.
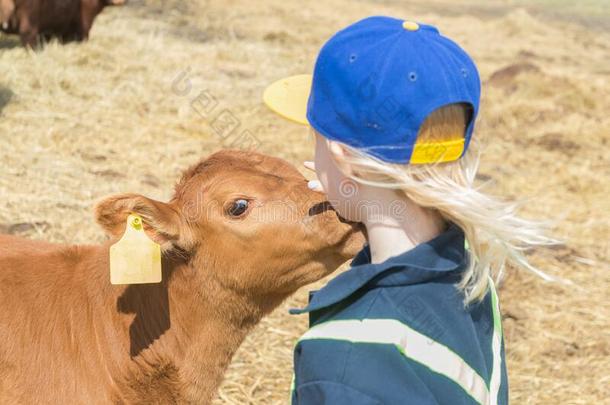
109, 214, 162, 285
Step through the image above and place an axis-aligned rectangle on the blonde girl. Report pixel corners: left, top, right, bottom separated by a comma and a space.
264, 16, 554, 405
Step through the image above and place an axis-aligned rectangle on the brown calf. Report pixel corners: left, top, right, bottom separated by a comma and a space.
0, 0, 126, 47
0, 150, 364, 404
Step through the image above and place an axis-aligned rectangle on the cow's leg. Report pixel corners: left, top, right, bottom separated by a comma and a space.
79, 2, 100, 41
78, 18, 91, 41
58, 20, 80, 43
0, 0, 15, 30
18, 14, 38, 48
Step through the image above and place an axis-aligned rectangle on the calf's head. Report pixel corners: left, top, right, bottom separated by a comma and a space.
96, 150, 364, 307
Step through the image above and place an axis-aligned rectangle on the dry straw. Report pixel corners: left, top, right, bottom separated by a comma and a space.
0, 0, 608, 403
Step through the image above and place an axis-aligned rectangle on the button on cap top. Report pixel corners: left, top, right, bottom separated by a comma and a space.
402, 21, 419, 31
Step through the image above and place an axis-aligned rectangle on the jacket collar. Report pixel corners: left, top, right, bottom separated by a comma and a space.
290, 222, 467, 315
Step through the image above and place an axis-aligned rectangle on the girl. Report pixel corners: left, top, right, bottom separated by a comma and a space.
263, 16, 555, 405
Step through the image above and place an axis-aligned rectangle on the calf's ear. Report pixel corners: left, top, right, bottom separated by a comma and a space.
95, 193, 182, 246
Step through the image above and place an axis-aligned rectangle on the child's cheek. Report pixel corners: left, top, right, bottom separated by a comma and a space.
314, 139, 332, 193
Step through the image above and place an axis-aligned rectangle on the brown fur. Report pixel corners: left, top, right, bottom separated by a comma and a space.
0, 150, 365, 404
0, 0, 126, 47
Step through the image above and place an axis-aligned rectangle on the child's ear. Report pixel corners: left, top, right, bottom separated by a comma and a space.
328, 140, 346, 157
94, 193, 181, 246
328, 140, 355, 176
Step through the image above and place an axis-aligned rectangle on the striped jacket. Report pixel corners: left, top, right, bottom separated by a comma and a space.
290, 223, 508, 404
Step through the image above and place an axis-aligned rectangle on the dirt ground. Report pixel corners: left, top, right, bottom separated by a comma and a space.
1, 0, 608, 404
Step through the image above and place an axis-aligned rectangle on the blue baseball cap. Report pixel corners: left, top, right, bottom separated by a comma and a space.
263, 16, 481, 164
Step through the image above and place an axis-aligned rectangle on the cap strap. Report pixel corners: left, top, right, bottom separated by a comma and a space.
410, 138, 465, 164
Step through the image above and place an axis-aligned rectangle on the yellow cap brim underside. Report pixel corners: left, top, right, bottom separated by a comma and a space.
263, 74, 464, 164
263, 74, 312, 126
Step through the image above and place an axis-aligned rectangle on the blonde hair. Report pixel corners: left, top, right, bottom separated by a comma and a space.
328, 104, 559, 305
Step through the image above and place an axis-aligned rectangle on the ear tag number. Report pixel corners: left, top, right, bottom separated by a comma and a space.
109, 214, 162, 285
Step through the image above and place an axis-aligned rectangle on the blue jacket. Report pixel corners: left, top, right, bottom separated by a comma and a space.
290, 223, 508, 405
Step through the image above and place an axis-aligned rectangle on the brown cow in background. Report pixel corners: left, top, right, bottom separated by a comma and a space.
0, 0, 126, 47
0, 150, 364, 404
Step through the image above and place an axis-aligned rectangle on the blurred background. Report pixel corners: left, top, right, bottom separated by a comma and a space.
1, 0, 608, 403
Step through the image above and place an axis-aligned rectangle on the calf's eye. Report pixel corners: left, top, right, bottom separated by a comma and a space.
227, 199, 249, 217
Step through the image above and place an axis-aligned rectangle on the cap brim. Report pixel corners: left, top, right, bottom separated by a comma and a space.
263, 74, 312, 125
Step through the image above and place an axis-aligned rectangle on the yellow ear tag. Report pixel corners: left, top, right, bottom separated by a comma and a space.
109, 214, 162, 285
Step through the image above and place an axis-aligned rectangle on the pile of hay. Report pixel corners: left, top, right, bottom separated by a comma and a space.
0, 0, 608, 403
